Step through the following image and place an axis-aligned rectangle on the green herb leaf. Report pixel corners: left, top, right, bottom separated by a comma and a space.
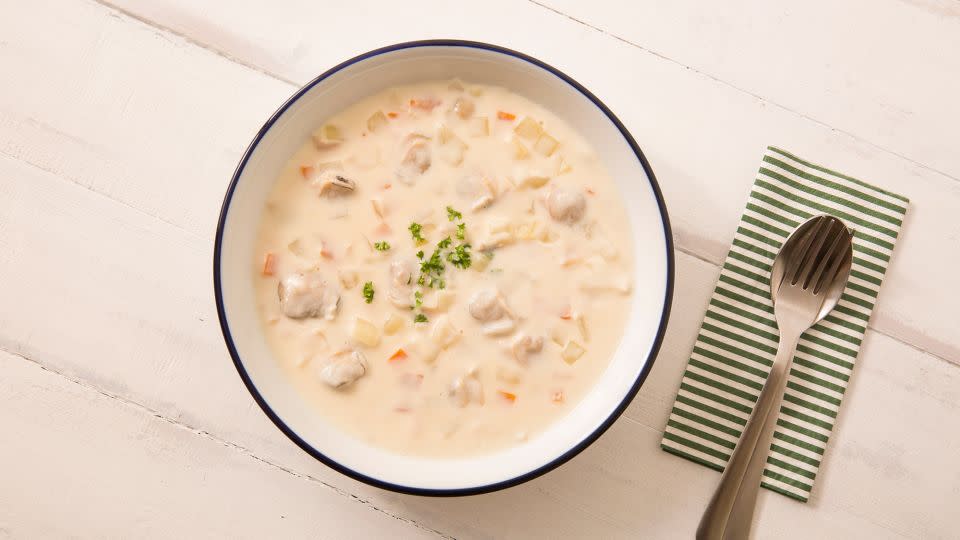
374, 241, 391, 252
414, 290, 423, 308
416, 250, 425, 259
437, 236, 452, 249
456, 222, 466, 240
362, 281, 375, 304
408, 222, 426, 244
447, 243, 472, 269
414, 313, 428, 323
446, 206, 463, 222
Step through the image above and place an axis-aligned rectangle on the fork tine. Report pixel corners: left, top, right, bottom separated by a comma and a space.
814, 227, 854, 294
793, 217, 838, 285
808, 222, 847, 292
782, 216, 824, 284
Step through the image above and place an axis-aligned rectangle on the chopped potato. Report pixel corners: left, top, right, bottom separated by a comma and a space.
367, 111, 388, 132
496, 364, 523, 384
431, 316, 461, 349
533, 133, 559, 156
453, 98, 475, 119
337, 269, 359, 289
351, 317, 381, 348
383, 313, 404, 335
512, 138, 530, 160
575, 313, 590, 342
465, 117, 489, 137
561, 340, 586, 364
518, 175, 549, 189
421, 290, 455, 312
514, 117, 543, 140
311, 124, 342, 149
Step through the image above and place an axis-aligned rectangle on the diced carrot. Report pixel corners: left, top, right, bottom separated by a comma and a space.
497, 111, 517, 121
387, 112, 398, 119
410, 98, 441, 111
552, 391, 565, 403
498, 390, 517, 403
585, 187, 596, 195
559, 305, 573, 320
299, 165, 314, 178
262, 252, 276, 276
388, 349, 408, 363
320, 242, 333, 259
393, 406, 411, 413
382, 183, 392, 190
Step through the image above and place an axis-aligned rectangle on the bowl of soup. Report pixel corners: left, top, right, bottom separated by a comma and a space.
214, 40, 674, 495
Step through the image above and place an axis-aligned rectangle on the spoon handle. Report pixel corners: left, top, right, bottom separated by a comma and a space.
696, 332, 800, 540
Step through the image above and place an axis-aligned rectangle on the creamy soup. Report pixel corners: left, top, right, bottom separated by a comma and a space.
254, 80, 634, 457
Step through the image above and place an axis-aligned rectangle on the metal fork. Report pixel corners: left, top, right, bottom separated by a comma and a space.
697, 215, 854, 540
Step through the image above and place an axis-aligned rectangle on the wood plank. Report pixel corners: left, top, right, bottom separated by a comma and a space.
3, 0, 957, 361
0, 350, 440, 540
534, 0, 960, 181
1, 151, 957, 537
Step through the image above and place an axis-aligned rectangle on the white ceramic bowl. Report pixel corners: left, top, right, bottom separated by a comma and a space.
215, 40, 674, 495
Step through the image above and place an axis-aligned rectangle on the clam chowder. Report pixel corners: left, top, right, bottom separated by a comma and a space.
254, 80, 634, 457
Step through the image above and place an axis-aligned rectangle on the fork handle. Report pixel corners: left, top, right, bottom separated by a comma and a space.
696, 332, 800, 540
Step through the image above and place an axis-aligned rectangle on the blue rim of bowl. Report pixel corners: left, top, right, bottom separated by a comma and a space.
214, 39, 675, 496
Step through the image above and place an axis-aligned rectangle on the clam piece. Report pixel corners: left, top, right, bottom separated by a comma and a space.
511, 334, 544, 364
390, 258, 415, 288
396, 140, 432, 183
468, 288, 506, 322
317, 350, 368, 388
482, 319, 516, 337
278, 272, 341, 320
449, 368, 484, 407
547, 188, 586, 224
313, 167, 357, 198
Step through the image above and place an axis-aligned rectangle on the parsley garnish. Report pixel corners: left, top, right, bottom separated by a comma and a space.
447, 243, 472, 269
408, 222, 426, 244
437, 236, 452, 249
362, 281, 375, 304
414, 290, 423, 308
418, 246, 446, 288
446, 206, 463, 221
456, 222, 466, 240
414, 313, 428, 323
416, 250, 424, 259
374, 241, 391, 252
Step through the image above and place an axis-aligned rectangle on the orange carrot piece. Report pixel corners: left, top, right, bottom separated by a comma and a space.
497, 111, 516, 121
552, 391, 565, 403
382, 183, 392, 190
262, 252, 276, 276
559, 305, 573, 320
388, 349, 408, 363
299, 165, 314, 178
320, 242, 333, 259
387, 112, 398, 119
498, 390, 517, 403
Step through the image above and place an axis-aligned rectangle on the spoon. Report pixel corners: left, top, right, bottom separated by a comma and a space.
697, 215, 854, 540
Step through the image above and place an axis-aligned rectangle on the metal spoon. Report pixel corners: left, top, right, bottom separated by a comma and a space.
697, 215, 854, 540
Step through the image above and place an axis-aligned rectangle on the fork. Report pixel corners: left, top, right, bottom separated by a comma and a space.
697, 215, 854, 540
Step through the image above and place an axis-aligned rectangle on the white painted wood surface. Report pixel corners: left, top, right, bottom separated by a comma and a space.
1, 0, 958, 537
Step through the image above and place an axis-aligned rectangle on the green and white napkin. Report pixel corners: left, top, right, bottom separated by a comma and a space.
661, 147, 909, 502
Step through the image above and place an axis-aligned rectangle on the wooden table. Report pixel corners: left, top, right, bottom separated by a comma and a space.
2, 1, 958, 538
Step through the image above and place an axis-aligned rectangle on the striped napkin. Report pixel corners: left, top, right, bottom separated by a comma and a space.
661, 147, 909, 502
